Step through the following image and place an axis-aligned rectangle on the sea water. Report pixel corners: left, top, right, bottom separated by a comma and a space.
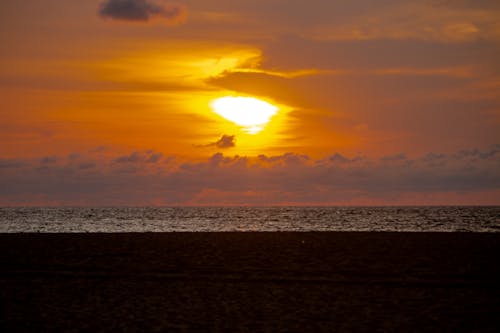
0, 206, 499, 233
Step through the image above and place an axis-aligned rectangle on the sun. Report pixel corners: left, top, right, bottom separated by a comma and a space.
210, 96, 278, 134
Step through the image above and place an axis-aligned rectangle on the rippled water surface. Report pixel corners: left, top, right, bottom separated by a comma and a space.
1, 207, 499, 232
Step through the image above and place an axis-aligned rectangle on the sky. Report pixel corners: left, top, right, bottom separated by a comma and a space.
0, 0, 499, 205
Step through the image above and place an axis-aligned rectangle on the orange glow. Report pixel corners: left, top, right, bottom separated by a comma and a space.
0, 1, 498, 206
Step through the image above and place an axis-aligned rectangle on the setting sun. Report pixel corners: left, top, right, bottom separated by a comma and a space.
210, 96, 278, 134
1, 0, 498, 207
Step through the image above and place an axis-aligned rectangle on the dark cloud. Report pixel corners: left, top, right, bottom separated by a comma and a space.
147, 153, 163, 163
329, 153, 351, 164
214, 135, 236, 149
40, 156, 57, 164
381, 153, 407, 162
98, 0, 187, 24
0, 159, 24, 169
68, 153, 81, 161
114, 151, 163, 163
456, 145, 500, 159
115, 152, 141, 163
0, 146, 498, 205
78, 162, 96, 170
199, 135, 236, 149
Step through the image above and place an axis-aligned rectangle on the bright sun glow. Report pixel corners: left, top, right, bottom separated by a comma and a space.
210, 96, 278, 134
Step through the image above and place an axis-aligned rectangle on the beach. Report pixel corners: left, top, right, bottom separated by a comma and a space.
1, 232, 499, 332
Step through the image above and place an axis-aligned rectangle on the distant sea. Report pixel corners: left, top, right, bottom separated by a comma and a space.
1, 206, 499, 232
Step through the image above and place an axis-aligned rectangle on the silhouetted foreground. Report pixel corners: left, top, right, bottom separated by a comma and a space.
1, 232, 499, 332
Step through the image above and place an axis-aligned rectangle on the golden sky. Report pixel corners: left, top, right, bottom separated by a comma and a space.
0, 0, 499, 205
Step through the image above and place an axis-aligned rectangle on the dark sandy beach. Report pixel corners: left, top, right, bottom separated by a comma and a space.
1, 232, 499, 332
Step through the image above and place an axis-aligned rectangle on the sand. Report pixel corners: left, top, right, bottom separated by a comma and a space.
1, 232, 499, 332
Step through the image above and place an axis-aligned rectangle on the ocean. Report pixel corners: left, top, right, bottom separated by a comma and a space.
1, 206, 499, 232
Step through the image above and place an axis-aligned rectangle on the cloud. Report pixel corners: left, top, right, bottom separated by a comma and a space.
77, 162, 96, 170
197, 135, 236, 149
98, 0, 187, 24
147, 152, 163, 163
213, 135, 236, 149
208, 45, 499, 154
115, 152, 142, 163
162, 1, 499, 42
0, 159, 24, 169
261, 36, 500, 72
216, 135, 236, 149
0, 146, 498, 206
40, 156, 58, 164
114, 150, 163, 163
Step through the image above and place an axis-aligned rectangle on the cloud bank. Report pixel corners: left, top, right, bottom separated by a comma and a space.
0, 146, 498, 206
98, 0, 187, 24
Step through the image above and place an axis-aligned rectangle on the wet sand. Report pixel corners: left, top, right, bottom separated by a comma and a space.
1, 232, 499, 332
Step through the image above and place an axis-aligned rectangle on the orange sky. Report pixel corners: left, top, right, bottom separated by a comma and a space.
0, 0, 499, 205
